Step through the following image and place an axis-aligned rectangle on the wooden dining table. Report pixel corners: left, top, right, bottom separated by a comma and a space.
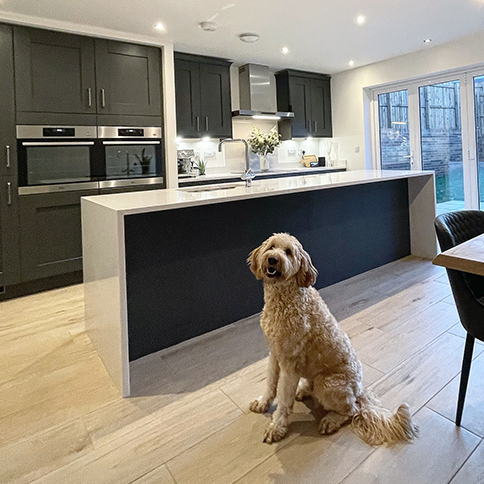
433, 233, 484, 276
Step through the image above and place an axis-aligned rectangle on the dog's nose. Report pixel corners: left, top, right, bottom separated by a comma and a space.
268, 256, 278, 266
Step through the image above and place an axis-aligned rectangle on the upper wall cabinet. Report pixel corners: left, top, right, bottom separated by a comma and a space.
13, 27, 162, 125
0, 24, 16, 176
275, 70, 332, 139
95, 40, 161, 117
175, 53, 232, 139
14, 27, 96, 120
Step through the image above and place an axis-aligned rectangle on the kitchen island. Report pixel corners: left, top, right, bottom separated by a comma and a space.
82, 170, 436, 396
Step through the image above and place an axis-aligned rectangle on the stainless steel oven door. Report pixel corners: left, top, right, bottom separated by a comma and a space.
102, 140, 163, 180
19, 141, 95, 186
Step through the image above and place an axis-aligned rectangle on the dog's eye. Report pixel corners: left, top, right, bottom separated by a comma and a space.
285, 249, 292, 256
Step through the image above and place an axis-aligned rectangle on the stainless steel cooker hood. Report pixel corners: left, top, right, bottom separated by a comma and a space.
232, 64, 294, 120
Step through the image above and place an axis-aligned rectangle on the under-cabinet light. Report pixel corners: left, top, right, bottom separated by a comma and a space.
252, 115, 281, 120
202, 137, 211, 142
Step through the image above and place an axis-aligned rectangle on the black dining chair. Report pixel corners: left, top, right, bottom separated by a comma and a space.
434, 210, 484, 426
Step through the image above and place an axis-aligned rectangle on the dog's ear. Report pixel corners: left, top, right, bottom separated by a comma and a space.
296, 249, 318, 287
247, 245, 264, 280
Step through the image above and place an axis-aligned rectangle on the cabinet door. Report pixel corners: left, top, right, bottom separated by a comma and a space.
175, 59, 202, 138
0, 176, 21, 287
310, 78, 332, 137
288, 76, 311, 137
0, 25, 16, 177
95, 39, 161, 116
19, 190, 98, 281
199, 63, 232, 138
14, 27, 96, 115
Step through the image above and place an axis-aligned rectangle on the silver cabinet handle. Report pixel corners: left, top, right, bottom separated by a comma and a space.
195, 116, 200, 132
7, 182, 12, 206
204, 116, 209, 132
88, 88, 92, 107
313, 120, 317, 133
22, 141, 95, 147
101, 89, 106, 108
307, 120, 311, 133
6, 145, 10, 168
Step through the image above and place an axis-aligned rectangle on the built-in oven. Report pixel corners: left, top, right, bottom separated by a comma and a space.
17, 125, 101, 194
97, 126, 164, 189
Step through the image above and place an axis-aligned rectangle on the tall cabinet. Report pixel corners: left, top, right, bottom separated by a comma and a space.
0, 24, 21, 288
275, 69, 332, 139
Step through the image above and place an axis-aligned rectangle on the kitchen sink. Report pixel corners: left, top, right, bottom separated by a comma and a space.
180, 184, 240, 193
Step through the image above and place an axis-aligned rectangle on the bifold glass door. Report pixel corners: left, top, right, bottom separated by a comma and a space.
378, 90, 412, 170
419, 80, 464, 214
374, 73, 480, 214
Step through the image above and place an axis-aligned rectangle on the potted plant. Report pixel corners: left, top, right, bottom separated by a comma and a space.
247, 126, 281, 172
194, 157, 208, 176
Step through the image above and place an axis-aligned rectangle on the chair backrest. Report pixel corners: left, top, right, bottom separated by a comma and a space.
435, 210, 484, 341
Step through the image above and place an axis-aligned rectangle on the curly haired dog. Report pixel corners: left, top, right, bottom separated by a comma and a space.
247, 233, 419, 445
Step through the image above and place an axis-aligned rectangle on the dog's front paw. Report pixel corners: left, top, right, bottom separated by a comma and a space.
249, 396, 271, 414
318, 412, 350, 435
263, 423, 288, 444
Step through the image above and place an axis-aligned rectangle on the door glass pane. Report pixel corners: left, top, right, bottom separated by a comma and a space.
105, 144, 159, 179
26, 146, 91, 185
378, 90, 411, 170
474, 75, 484, 209
420, 80, 463, 214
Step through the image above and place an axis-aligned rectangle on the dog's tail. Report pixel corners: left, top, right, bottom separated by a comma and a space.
351, 390, 418, 446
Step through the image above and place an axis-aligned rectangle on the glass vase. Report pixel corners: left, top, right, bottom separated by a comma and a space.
260, 154, 269, 172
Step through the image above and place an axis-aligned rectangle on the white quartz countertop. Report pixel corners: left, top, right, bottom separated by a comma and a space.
82, 170, 434, 216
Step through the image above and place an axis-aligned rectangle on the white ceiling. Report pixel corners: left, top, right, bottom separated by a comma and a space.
2, 0, 484, 74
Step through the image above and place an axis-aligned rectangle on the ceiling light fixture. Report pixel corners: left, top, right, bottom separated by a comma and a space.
199, 21, 218, 32
252, 115, 281, 120
154, 23, 165, 31
239, 33, 259, 43
423, 38, 432, 43
281, 47, 289, 54
349, 60, 355, 66
355, 15, 366, 25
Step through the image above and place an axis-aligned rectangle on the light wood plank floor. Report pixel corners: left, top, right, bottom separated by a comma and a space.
1, 256, 484, 484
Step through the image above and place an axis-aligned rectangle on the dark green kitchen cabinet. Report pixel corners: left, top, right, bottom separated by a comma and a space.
0, 24, 17, 176
0, 176, 21, 287
19, 190, 98, 281
13, 26, 97, 123
95, 39, 162, 117
276, 69, 332, 139
175, 53, 232, 139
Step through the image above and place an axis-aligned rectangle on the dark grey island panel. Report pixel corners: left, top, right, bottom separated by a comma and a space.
124, 179, 410, 361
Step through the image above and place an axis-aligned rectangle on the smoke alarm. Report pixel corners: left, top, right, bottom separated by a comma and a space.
239, 33, 260, 43
199, 21, 218, 32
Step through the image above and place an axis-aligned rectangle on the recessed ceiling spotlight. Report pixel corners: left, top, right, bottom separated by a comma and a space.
423, 38, 432, 43
355, 15, 366, 25
239, 33, 260, 43
281, 47, 289, 54
199, 21, 218, 32
349, 60, 355, 66
154, 23, 165, 31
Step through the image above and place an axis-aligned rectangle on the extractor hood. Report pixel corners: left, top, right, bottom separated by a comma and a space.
232, 64, 294, 120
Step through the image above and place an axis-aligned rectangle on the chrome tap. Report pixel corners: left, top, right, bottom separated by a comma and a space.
218, 139, 255, 187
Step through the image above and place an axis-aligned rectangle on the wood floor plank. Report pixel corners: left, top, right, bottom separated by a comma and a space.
233, 426, 374, 484
340, 407, 480, 484
369, 332, 484, 413
449, 439, 484, 484
427, 350, 484, 438
34, 390, 242, 484
356, 302, 459, 373
166, 412, 310, 484
129, 465, 176, 484
355, 278, 451, 329
0, 418, 92, 484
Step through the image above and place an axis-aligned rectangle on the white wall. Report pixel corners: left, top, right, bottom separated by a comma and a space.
331, 29, 484, 170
